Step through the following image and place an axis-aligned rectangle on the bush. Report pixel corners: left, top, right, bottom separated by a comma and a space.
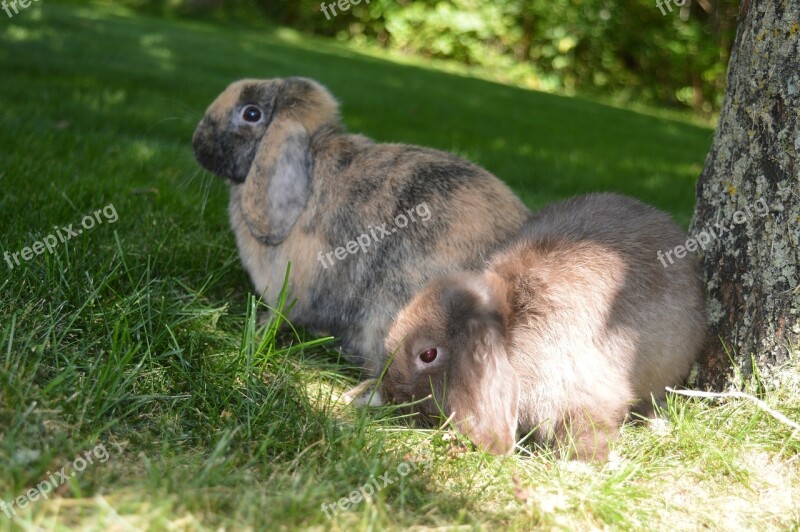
118, 0, 738, 114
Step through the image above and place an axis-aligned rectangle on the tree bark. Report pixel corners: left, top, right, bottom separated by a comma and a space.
690, 0, 800, 390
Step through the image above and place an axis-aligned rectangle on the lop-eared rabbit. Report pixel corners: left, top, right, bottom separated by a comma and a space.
381, 193, 706, 460
192, 77, 530, 375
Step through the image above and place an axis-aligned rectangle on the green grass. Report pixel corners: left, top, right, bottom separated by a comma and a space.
0, 2, 798, 530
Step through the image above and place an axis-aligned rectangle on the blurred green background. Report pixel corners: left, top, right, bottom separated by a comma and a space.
106, 0, 738, 116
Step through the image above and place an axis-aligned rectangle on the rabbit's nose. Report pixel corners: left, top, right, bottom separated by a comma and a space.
191, 123, 207, 153
192, 125, 217, 170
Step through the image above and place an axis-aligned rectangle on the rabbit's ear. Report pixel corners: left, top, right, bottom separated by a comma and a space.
445, 281, 519, 455
241, 115, 311, 245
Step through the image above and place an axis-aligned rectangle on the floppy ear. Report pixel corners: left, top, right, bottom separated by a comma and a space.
241, 116, 311, 245
448, 314, 519, 455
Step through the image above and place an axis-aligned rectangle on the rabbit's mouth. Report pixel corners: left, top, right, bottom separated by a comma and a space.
382, 383, 444, 423
379, 382, 413, 408
193, 146, 246, 184
403, 400, 447, 428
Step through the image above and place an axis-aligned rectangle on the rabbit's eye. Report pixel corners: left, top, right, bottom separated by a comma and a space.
242, 105, 263, 123
419, 348, 438, 364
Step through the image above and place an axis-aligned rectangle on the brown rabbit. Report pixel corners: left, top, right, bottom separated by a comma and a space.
381, 193, 707, 460
192, 78, 530, 375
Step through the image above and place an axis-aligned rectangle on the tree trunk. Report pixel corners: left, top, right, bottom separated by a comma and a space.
690, 0, 799, 390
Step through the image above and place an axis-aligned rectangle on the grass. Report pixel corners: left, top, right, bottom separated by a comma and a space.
0, 2, 798, 530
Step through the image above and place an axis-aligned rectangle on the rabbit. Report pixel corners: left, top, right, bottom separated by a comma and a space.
380, 193, 707, 460
192, 77, 530, 376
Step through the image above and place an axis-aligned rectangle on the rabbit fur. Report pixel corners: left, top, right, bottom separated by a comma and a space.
381, 193, 707, 460
192, 77, 530, 375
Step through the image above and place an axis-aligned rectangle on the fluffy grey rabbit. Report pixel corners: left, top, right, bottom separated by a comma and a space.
192, 77, 530, 375
381, 193, 707, 460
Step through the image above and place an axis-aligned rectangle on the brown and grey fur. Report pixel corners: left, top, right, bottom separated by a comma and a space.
382, 193, 707, 460
192, 78, 530, 375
